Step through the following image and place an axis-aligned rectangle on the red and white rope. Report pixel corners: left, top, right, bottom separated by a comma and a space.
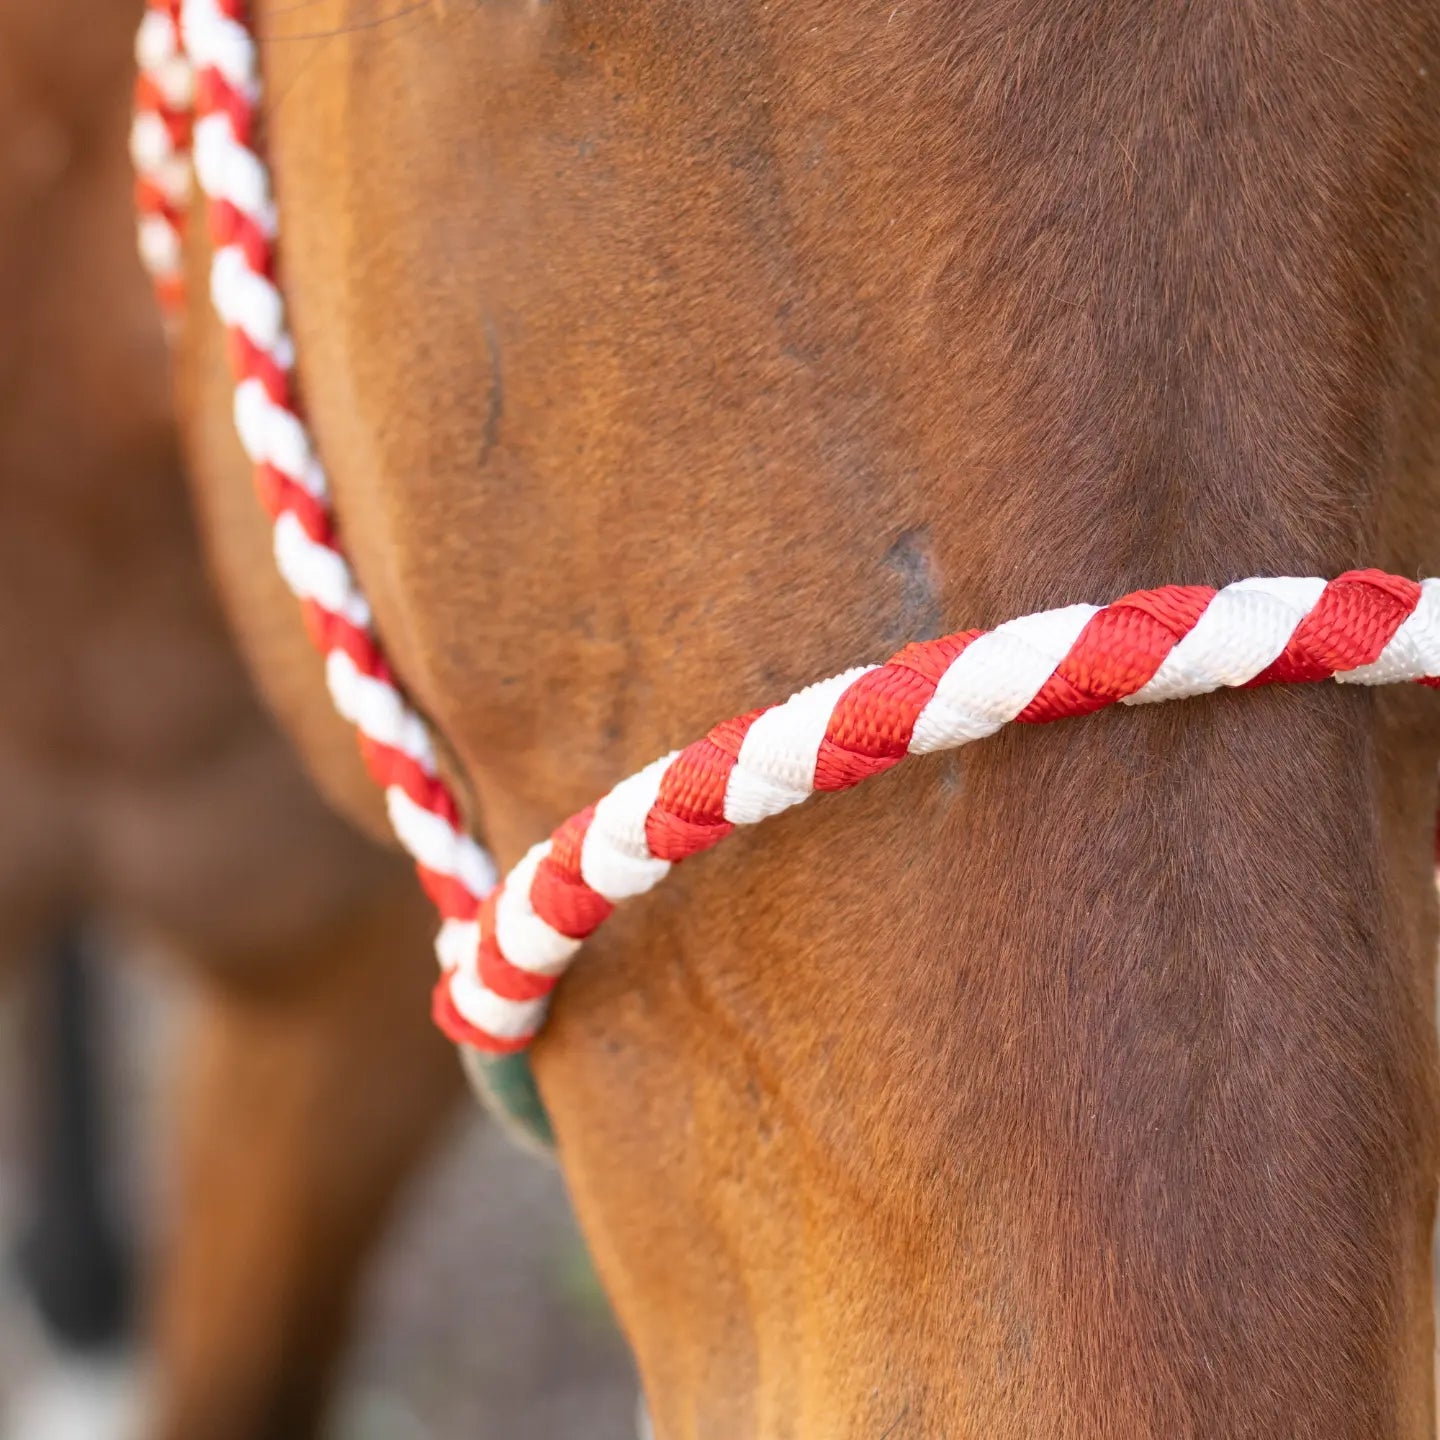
433, 570, 1440, 1047
132, 0, 501, 1023
133, 1, 1440, 1057
131, 1, 193, 312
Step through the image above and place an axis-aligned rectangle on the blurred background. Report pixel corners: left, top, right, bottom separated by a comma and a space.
0, 0, 638, 1435
0, 949, 638, 1439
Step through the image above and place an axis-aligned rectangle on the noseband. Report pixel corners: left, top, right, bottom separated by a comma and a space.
134, 0, 1440, 1147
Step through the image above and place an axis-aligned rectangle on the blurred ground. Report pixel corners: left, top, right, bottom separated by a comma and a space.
0, 946, 638, 1440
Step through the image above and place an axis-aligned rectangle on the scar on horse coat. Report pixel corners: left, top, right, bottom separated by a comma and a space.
178, 0, 1440, 1435
0, 2, 462, 1436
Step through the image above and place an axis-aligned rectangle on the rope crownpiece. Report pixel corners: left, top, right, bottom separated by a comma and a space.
134, 0, 1440, 1063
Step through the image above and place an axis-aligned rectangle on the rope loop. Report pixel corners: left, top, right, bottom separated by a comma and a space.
133, 2, 1440, 1062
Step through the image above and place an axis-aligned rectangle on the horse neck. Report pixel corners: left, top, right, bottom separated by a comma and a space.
254, 0, 1440, 1432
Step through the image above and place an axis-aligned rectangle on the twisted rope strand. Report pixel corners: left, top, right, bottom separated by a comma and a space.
132, 0, 500, 995
434, 571, 1440, 1047
134, 1, 1440, 1057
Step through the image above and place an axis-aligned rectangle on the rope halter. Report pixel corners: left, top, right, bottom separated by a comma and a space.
133, 0, 1440, 1142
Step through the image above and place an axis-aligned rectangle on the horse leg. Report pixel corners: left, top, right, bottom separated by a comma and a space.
13, 926, 132, 1355
148, 866, 462, 1440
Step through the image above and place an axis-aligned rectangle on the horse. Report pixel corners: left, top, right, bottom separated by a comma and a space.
172, 0, 1440, 1434
0, 0, 464, 1433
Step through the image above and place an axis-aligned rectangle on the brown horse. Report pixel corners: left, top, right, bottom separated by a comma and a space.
177, 1, 1440, 1435
0, 1, 463, 1434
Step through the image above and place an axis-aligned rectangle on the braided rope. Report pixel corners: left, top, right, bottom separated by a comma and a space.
131, 1, 193, 312
133, 0, 1440, 1058
131, 0, 501, 1018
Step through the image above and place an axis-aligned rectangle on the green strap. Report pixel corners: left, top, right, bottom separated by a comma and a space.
461, 1048, 556, 1153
